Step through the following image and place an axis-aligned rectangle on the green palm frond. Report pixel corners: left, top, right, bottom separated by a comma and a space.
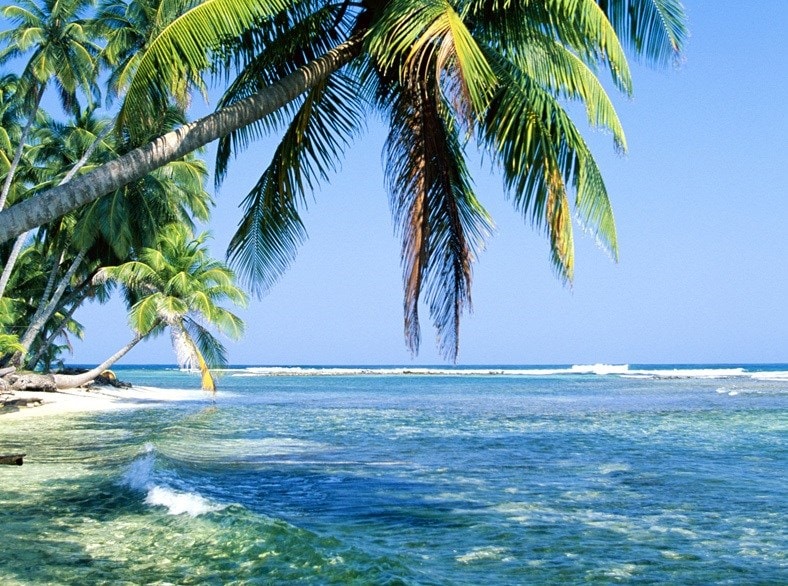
214, 0, 347, 185
128, 290, 164, 333
368, 0, 498, 120
227, 71, 365, 295
502, 38, 626, 151
0, 332, 25, 354
118, 0, 296, 137
202, 305, 245, 339
468, 0, 632, 94
183, 316, 229, 367
97, 0, 199, 102
105, 260, 160, 289
599, 0, 688, 65
482, 63, 618, 281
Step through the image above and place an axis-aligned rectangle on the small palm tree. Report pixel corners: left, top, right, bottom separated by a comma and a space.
10, 107, 214, 369
53, 223, 247, 390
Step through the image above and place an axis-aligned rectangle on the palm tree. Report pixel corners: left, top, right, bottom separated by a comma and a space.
0, 74, 40, 299
96, 0, 202, 104
0, 0, 102, 306
0, 0, 688, 360
53, 223, 246, 389
0, 0, 101, 211
11, 107, 214, 368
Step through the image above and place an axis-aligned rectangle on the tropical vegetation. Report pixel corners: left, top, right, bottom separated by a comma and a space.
0, 0, 688, 378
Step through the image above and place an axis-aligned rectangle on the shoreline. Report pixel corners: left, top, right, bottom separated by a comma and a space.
1, 385, 210, 420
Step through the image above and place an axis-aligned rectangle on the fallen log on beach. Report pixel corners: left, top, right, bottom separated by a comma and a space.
0, 454, 25, 465
1, 397, 44, 409
4, 372, 57, 392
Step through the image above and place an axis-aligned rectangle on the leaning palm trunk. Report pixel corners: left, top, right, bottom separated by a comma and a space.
12, 249, 87, 365
26, 281, 91, 369
0, 36, 363, 243
0, 230, 29, 298
0, 88, 44, 211
0, 124, 113, 300
52, 331, 145, 389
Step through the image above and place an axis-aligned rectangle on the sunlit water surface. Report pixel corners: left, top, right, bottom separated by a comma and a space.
1, 365, 786, 584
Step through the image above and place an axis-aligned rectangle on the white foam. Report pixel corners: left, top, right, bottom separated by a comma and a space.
231, 366, 594, 377
456, 546, 510, 564
570, 363, 630, 375
222, 364, 785, 381
144, 485, 224, 516
635, 367, 747, 379
750, 371, 788, 381
122, 444, 156, 491
122, 445, 223, 516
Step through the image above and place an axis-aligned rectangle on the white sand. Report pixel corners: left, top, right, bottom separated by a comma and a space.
1, 385, 212, 420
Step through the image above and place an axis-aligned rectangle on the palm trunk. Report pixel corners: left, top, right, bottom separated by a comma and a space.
25, 283, 90, 369
13, 249, 86, 363
0, 87, 43, 211
0, 36, 364, 243
0, 230, 30, 298
0, 125, 112, 300
38, 247, 67, 315
52, 331, 145, 388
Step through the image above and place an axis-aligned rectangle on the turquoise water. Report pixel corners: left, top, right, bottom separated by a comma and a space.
1, 365, 786, 584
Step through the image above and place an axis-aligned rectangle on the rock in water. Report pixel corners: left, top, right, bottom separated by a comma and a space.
0, 454, 25, 465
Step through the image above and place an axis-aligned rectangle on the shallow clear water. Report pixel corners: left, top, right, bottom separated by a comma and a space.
1, 365, 786, 584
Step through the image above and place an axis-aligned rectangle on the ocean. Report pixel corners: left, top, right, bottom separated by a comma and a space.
1, 364, 786, 584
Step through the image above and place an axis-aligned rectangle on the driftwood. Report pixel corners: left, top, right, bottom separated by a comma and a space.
0, 454, 25, 465
1, 397, 44, 408
4, 372, 57, 392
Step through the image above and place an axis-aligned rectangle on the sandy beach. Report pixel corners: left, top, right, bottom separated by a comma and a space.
1, 385, 209, 420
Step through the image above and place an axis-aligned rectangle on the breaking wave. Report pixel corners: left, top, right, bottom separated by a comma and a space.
121, 444, 224, 517
223, 364, 787, 381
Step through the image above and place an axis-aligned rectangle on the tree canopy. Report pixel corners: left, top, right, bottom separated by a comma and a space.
0, 0, 689, 365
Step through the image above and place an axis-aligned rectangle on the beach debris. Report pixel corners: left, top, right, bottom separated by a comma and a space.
55, 367, 132, 389
1, 397, 44, 408
4, 372, 57, 392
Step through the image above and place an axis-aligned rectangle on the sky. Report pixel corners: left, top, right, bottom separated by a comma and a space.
66, 2, 787, 366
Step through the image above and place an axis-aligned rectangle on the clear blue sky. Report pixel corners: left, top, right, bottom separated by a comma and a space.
70, 2, 787, 366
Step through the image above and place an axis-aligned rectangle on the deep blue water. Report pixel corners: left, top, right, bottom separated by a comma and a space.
1, 364, 786, 584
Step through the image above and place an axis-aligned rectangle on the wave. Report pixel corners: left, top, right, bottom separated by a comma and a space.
121, 444, 224, 517
223, 364, 786, 380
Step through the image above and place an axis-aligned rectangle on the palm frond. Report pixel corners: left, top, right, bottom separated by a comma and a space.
183, 316, 229, 368
599, 0, 688, 65
227, 71, 365, 295
128, 291, 164, 333
214, 1, 348, 185
504, 38, 626, 151
482, 62, 618, 280
368, 0, 497, 123
384, 72, 493, 361
118, 0, 296, 138
468, 0, 632, 94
